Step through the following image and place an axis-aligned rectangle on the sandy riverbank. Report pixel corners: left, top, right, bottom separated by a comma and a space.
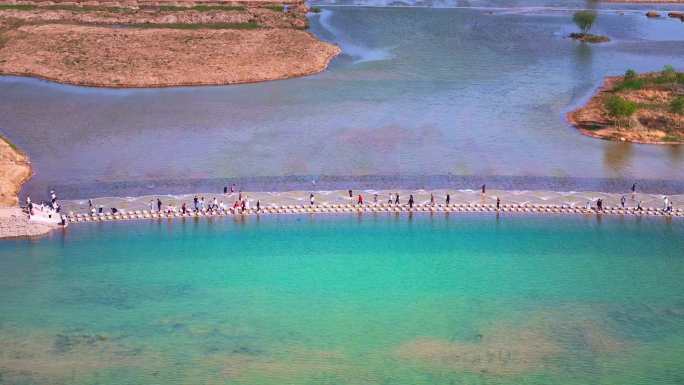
0, 0, 340, 87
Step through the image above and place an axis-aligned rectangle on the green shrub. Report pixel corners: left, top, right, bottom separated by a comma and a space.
573, 10, 597, 34
310, 6, 322, 13
0, 4, 36, 11
265, 4, 284, 12
671, 96, 684, 115
624, 69, 637, 80
655, 65, 678, 84
605, 95, 637, 126
615, 78, 644, 91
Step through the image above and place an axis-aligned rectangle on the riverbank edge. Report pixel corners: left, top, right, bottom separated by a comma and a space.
566, 76, 684, 145
0, 136, 57, 239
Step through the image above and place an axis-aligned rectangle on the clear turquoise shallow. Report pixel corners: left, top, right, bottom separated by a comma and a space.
1, 215, 683, 384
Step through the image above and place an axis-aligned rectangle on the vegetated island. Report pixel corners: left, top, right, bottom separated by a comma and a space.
568, 66, 684, 144
569, 10, 610, 43
0, 0, 340, 87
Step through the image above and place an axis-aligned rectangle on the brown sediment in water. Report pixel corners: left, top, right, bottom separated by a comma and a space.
394, 312, 631, 376
193, 348, 348, 382
0, 0, 340, 87
394, 326, 562, 375
567, 72, 684, 145
0, 329, 142, 384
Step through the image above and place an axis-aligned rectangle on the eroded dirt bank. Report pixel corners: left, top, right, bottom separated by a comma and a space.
0, 135, 31, 208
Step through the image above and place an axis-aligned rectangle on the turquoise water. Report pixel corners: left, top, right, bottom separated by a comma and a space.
1, 215, 683, 384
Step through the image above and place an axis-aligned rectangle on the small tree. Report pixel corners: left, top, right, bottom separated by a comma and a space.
660, 65, 677, 84
624, 69, 637, 80
605, 95, 637, 128
573, 10, 598, 34
671, 96, 684, 115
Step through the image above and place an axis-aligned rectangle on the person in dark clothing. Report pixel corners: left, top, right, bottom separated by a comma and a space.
446, 194, 450, 205
256, 200, 261, 212
597, 199, 603, 211
157, 198, 162, 212
223, 186, 228, 194
481, 184, 486, 194
111, 207, 118, 214
348, 189, 353, 198
193, 196, 199, 211
395, 193, 400, 205
621, 195, 626, 208
408, 195, 414, 209
182, 203, 187, 214
496, 197, 500, 210
430, 193, 435, 206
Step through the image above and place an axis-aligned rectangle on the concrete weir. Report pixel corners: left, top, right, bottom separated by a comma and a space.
61, 189, 684, 224
65, 203, 684, 224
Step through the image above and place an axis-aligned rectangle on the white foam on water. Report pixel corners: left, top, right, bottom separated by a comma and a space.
316, 9, 395, 64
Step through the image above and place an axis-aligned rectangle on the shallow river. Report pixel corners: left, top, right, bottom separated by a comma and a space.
1, 214, 683, 384
1, 1, 684, 198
